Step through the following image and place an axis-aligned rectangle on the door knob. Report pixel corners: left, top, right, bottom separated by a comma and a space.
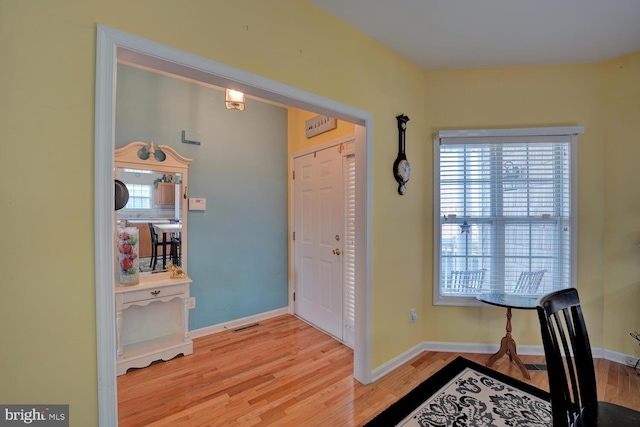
333, 248, 342, 255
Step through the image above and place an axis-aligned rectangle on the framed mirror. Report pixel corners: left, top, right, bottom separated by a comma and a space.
114, 141, 192, 277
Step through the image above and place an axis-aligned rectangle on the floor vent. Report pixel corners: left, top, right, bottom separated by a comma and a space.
524, 363, 548, 371
232, 323, 261, 333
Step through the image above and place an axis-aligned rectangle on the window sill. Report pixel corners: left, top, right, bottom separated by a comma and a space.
433, 295, 486, 307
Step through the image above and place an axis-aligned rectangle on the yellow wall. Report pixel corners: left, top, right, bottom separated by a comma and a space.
601, 52, 640, 355
1, 0, 639, 424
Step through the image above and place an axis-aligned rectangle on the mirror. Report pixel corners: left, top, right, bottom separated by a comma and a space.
116, 168, 183, 222
114, 141, 192, 277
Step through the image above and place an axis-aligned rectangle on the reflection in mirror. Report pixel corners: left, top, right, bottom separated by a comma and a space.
117, 168, 183, 221
114, 141, 192, 276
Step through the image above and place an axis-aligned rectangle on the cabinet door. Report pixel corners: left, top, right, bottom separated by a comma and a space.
156, 183, 175, 205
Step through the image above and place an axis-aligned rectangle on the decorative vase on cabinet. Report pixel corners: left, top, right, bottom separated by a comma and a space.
117, 227, 139, 285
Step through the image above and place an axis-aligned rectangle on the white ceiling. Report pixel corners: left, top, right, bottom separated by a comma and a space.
308, 0, 640, 69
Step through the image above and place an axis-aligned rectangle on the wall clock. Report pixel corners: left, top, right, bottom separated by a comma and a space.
393, 114, 411, 195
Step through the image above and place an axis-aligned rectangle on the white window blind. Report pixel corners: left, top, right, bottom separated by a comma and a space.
434, 128, 581, 304
343, 153, 356, 347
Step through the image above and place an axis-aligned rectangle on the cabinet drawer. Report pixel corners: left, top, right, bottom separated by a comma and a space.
121, 284, 185, 304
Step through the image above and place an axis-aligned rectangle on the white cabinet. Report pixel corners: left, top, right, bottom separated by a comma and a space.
115, 274, 193, 376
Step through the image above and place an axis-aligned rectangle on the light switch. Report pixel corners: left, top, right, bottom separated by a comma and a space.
189, 198, 206, 211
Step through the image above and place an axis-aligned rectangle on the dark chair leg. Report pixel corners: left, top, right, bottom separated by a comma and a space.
150, 245, 157, 270
172, 239, 181, 266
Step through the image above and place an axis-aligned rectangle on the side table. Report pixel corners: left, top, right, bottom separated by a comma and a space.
477, 293, 538, 380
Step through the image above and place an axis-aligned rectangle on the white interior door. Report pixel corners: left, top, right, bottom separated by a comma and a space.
294, 146, 344, 339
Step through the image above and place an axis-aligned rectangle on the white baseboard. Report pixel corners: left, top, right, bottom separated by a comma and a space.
603, 348, 631, 365
370, 340, 629, 382
423, 341, 546, 357
189, 307, 289, 339
371, 342, 427, 382
418, 341, 611, 359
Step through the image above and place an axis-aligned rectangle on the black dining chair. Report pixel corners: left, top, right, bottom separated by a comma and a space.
537, 288, 640, 427
148, 222, 172, 270
168, 219, 182, 266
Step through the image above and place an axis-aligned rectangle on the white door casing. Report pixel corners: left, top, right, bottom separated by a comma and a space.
294, 146, 344, 339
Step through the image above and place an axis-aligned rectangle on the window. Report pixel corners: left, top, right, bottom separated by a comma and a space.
124, 183, 152, 209
433, 127, 583, 305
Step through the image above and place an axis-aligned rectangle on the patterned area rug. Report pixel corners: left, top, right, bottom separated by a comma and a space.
365, 356, 551, 427
138, 256, 170, 273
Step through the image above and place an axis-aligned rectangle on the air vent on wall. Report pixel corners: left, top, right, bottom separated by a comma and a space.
232, 323, 261, 333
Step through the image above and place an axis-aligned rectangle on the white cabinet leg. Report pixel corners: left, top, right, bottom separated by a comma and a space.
182, 298, 190, 342
116, 309, 124, 359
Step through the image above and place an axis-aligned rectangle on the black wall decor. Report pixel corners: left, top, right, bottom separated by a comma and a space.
393, 114, 412, 195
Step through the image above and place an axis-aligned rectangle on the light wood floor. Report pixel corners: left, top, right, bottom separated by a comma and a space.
118, 314, 640, 426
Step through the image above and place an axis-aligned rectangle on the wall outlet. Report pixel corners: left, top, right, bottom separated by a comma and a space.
625, 355, 639, 367
410, 308, 417, 323
188, 297, 196, 309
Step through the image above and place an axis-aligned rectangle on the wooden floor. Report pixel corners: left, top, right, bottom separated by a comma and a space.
118, 315, 640, 426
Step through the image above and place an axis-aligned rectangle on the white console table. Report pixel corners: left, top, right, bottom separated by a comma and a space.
115, 274, 193, 376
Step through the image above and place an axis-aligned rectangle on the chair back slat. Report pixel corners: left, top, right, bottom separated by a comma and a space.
554, 310, 582, 413
537, 288, 598, 427
148, 222, 158, 244
560, 308, 583, 413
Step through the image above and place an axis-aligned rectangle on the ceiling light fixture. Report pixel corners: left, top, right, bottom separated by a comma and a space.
225, 89, 245, 111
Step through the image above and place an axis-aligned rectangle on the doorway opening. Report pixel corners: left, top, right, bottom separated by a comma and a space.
292, 136, 357, 347
95, 25, 372, 425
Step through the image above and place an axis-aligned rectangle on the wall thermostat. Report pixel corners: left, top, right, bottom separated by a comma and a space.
189, 198, 206, 211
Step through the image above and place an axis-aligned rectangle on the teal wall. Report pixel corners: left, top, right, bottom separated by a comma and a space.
115, 64, 289, 329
